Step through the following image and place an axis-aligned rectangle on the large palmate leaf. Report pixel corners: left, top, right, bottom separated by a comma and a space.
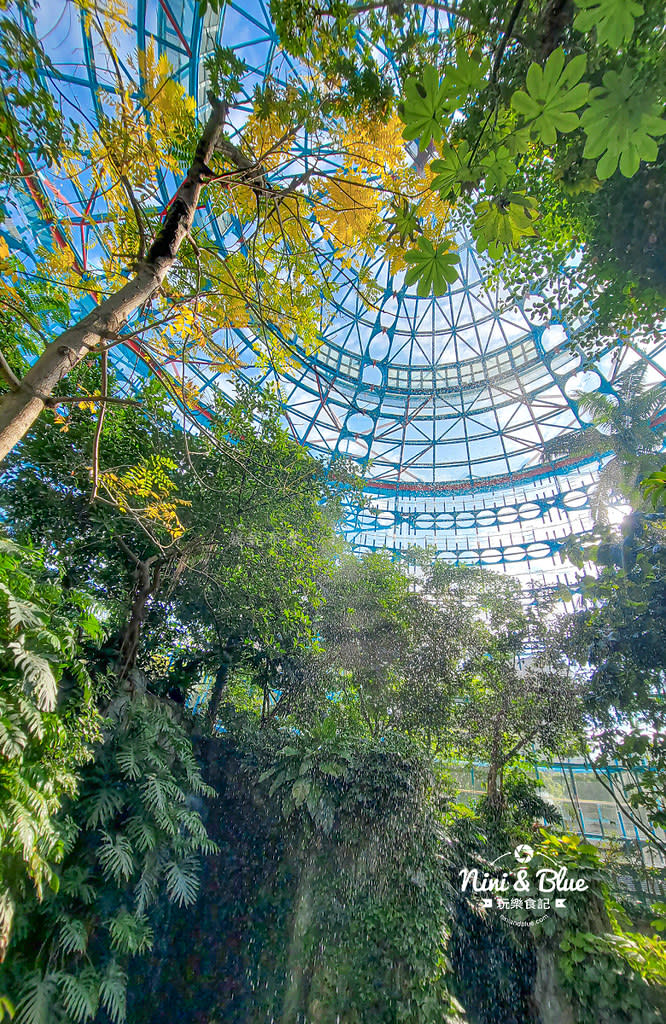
403, 237, 460, 296
481, 146, 517, 191
429, 141, 485, 200
398, 49, 489, 152
163, 855, 200, 907
441, 45, 489, 104
98, 962, 127, 1024
58, 969, 99, 1023
573, 0, 644, 49
14, 971, 59, 1024
581, 68, 666, 179
511, 48, 589, 145
472, 194, 538, 258
398, 65, 450, 150
386, 200, 421, 244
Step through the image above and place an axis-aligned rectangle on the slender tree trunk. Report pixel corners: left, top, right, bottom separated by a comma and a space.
207, 652, 232, 728
117, 555, 163, 684
487, 720, 503, 809
0, 96, 228, 462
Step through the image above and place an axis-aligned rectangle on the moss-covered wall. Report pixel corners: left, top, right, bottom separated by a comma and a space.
127, 735, 541, 1024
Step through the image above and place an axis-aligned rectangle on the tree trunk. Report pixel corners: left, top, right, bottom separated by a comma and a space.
0, 95, 228, 462
487, 720, 504, 809
487, 761, 501, 807
117, 555, 163, 684
538, 0, 574, 60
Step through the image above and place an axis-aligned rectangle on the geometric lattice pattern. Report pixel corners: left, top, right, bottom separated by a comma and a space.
11, 0, 666, 584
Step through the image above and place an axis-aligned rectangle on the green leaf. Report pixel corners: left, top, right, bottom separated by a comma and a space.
386, 200, 421, 244
573, 0, 644, 49
429, 141, 484, 199
581, 68, 666, 179
403, 237, 460, 296
58, 969, 99, 1023
164, 855, 200, 907
440, 46, 489, 102
57, 916, 88, 955
472, 194, 539, 258
98, 962, 127, 1024
108, 910, 154, 955
291, 777, 311, 807
511, 48, 589, 145
83, 787, 126, 829
0, 996, 15, 1022
97, 832, 135, 884
640, 466, 666, 508
481, 146, 516, 191
8, 642, 57, 711
14, 972, 60, 1024
398, 66, 449, 151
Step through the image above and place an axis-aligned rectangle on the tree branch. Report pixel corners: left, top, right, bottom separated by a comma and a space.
0, 94, 228, 462
0, 348, 21, 392
45, 394, 140, 408
90, 349, 108, 502
491, 0, 526, 83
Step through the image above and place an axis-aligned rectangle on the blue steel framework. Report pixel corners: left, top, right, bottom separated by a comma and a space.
5, 0, 666, 853
7, 0, 666, 589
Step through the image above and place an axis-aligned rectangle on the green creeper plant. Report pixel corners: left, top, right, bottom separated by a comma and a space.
529, 833, 666, 1023
5, 696, 217, 1024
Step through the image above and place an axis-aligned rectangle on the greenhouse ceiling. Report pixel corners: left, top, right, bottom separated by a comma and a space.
7, 0, 666, 583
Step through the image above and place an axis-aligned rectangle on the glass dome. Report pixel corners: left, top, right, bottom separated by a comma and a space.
17, 0, 666, 583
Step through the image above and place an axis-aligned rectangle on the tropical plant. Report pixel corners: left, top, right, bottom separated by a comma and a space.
0, 537, 105, 962
542, 365, 666, 518
0, 0, 454, 461
3, 694, 216, 1024
270, 0, 666, 345
0, 1, 67, 190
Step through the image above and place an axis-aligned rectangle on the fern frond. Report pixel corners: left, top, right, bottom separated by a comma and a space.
98, 961, 127, 1024
14, 971, 59, 1024
140, 775, 184, 815
83, 787, 126, 829
0, 587, 46, 632
542, 426, 608, 462
114, 743, 142, 781
0, 712, 29, 758
58, 969, 99, 1023
107, 910, 153, 955
125, 815, 158, 853
97, 833, 135, 884
133, 856, 160, 913
8, 643, 57, 712
164, 856, 200, 907
56, 915, 88, 955
59, 866, 96, 905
